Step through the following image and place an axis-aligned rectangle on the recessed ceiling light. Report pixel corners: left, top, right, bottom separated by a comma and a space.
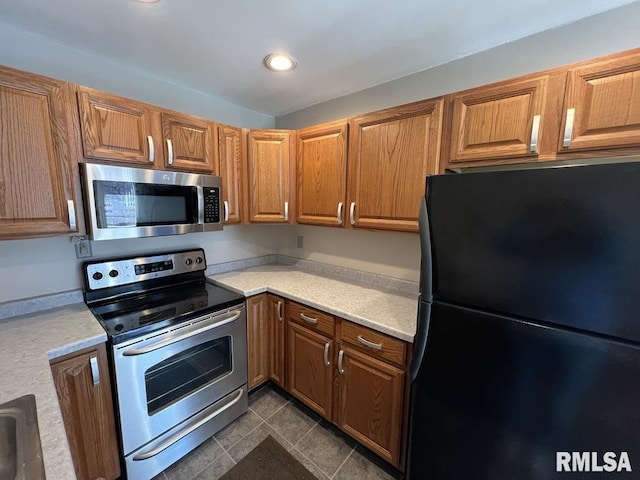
136, 0, 160, 3
263, 53, 297, 72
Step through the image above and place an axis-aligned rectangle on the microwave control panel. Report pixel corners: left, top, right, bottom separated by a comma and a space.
203, 187, 220, 224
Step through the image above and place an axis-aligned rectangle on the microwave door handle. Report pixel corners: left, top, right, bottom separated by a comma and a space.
197, 185, 205, 226
122, 310, 242, 356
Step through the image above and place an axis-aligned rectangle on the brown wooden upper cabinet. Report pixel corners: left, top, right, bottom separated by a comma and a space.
78, 87, 158, 166
78, 87, 216, 173
0, 66, 79, 239
559, 50, 640, 153
448, 74, 560, 164
296, 120, 348, 227
347, 99, 444, 232
246, 129, 295, 223
217, 124, 245, 224
160, 111, 217, 173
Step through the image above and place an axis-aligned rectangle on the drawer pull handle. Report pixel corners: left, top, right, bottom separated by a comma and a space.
357, 335, 382, 350
147, 135, 155, 163
284, 201, 289, 222
338, 349, 345, 374
90, 356, 100, 387
223, 201, 229, 222
337, 202, 343, 225
529, 114, 541, 153
277, 301, 283, 322
349, 202, 356, 225
562, 108, 575, 148
300, 312, 318, 324
167, 138, 174, 165
133, 388, 244, 461
67, 200, 77, 231
323, 342, 330, 366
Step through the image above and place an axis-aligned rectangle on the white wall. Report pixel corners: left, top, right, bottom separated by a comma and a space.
2, 4, 640, 303
280, 225, 421, 282
276, 2, 640, 128
0, 21, 280, 303
274, 2, 640, 281
0, 20, 274, 128
0, 226, 286, 303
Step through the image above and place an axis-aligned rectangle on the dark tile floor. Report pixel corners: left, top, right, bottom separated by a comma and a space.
152, 384, 403, 480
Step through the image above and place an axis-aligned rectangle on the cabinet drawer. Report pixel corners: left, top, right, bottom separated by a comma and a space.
288, 302, 335, 337
339, 321, 406, 367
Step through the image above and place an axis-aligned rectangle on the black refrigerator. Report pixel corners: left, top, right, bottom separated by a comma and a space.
407, 161, 640, 479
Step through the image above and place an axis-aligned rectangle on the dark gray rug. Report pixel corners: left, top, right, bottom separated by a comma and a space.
220, 435, 316, 480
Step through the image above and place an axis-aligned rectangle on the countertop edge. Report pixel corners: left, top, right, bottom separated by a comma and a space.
47, 331, 108, 360
209, 273, 416, 343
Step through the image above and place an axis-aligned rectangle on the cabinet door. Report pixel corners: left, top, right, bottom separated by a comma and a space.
0, 66, 78, 238
287, 321, 333, 419
268, 294, 286, 388
77, 87, 157, 165
336, 346, 405, 466
50, 343, 120, 480
449, 76, 550, 163
560, 50, 640, 152
297, 120, 348, 226
247, 130, 294, 223
247, 294, 269, 390
161, 111, 216, 173
218, 124, 245, 224
347, 99, 443, 232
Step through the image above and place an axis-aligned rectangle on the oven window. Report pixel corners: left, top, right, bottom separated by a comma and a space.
93, 180, 198, 228
145, 336, 232, 415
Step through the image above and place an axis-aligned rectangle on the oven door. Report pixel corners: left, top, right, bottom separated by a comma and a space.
113, 304, 247, 455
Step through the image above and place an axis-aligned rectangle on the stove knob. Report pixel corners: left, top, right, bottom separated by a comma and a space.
109, 269, 119, 278
195, 256, 203, 264
92, 272, 103, 281
185, 258, 193, 266
114, 324, 124, 332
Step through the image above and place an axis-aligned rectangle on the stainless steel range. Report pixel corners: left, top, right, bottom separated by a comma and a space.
83, 249, 247, 480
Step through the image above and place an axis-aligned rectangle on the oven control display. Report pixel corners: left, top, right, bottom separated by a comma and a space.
135, 260, 174, 275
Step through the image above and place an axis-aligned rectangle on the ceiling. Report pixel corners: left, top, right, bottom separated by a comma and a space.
0, 0, 636, 116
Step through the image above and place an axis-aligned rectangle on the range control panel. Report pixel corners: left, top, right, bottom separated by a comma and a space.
84, 249, 206, 291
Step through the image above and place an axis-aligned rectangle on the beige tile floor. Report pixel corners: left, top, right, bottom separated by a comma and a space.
152, 384, 403, 480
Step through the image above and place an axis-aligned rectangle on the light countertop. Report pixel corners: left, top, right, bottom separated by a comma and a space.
209, 265, 418, 342
0, 303, 107, 480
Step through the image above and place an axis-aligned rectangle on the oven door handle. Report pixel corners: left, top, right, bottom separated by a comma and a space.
132, 387, 245, 461
122, 310, 242, 356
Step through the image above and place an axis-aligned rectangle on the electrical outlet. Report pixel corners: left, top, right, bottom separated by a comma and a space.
71, 235, 93, 259
297, 235, 304, 249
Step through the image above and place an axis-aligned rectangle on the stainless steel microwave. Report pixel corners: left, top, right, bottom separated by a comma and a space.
80, 163, 222, 241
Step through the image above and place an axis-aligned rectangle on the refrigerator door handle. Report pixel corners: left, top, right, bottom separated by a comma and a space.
418, 195, 433, 302
410, 300, 431, 382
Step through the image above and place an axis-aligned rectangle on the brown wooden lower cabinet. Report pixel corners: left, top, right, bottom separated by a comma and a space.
287, 321, 334, 419
267, 294, 286, 388
246, 294, 269, 389
335, 346, 406, 466
248, 296, 409, 470
50, 343, 120, 480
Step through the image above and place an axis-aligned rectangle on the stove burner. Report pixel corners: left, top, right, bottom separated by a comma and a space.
83, 249, 245, 344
